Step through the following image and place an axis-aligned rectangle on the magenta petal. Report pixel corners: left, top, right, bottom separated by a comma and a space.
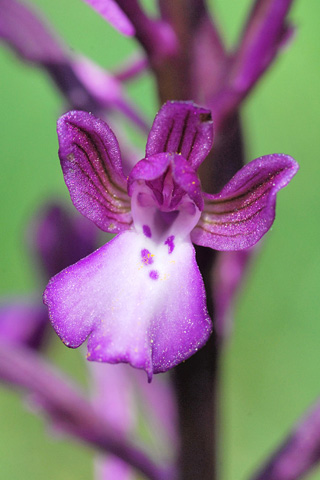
82, 0, 135, 36
192, 154, 299, 250
128, 153, 170, 193
44, 231, 212, 379
146, 101, 214, 170
57, 111, 132, 233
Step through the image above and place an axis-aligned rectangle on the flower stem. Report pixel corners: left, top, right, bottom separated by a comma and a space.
0, 342, 174, 480
250, 397, 320, 480
173, 248, 220, 480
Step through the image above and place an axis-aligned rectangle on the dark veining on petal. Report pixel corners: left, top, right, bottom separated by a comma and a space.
84, 192, 133, 226
73, 140, 124, 204
163, 119, 174, 152
204, 186, 272, 218
68, 122, 128, 197
72, 144, 131, 214
69, 123, 114, 190
199, 206, 265, 231
177, 110, 191, 154
187, 130, 198, 161
205, 168, 290, 206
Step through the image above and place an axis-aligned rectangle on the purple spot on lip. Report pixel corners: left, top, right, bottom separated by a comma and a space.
149, 270, 159, 280
141, 248, 154, 265
164, 235, 175, 254
143, 225, 152, 238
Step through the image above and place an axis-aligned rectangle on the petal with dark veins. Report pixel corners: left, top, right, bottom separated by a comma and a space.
58, 111, 132, 234
192, 154, 299, 250
146, 101, 214, 170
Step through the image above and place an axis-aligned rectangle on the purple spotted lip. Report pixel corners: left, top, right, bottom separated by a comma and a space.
43, 101, 298, 380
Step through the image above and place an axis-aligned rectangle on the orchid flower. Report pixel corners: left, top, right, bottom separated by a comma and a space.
43, 101, 298, 380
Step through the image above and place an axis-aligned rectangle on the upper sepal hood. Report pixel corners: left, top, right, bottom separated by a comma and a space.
146, 101, 214, 170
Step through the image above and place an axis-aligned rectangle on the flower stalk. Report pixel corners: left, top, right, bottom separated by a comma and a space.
251, 397, 320, 480
0, 342, 174, 480
0, 0, 303, 479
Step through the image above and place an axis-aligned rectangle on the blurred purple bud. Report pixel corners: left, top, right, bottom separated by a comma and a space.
0, 300, 48, 350
30, 203, 98, 281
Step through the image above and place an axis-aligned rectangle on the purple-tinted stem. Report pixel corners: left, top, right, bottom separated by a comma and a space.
155, 0, 226, 101
209, 0, 295, 128
173, 247, 220, 480
81, 0, 135, 36
250, 397, 320, 480
149, 4, 238, 480
114, 0, 177, 62
47, 58, 149, 132
46, 60, 150, 133
90, 363, 136, 480
159, 0, 226, 92
134, 371, 178, 448
114, 56, 149, 82
113, 97, 150, 134
0, 342, 174, 480
213, 249, 252, 340
151, 3, 295, 479
0, 0, 149, 131
44, 62, 102, 112
232, 0, 295, 90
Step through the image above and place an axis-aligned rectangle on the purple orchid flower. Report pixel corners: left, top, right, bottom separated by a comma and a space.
43, 101, 298, 380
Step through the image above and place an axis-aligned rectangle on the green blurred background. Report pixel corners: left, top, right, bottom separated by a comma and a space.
0, 0, 320, 479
